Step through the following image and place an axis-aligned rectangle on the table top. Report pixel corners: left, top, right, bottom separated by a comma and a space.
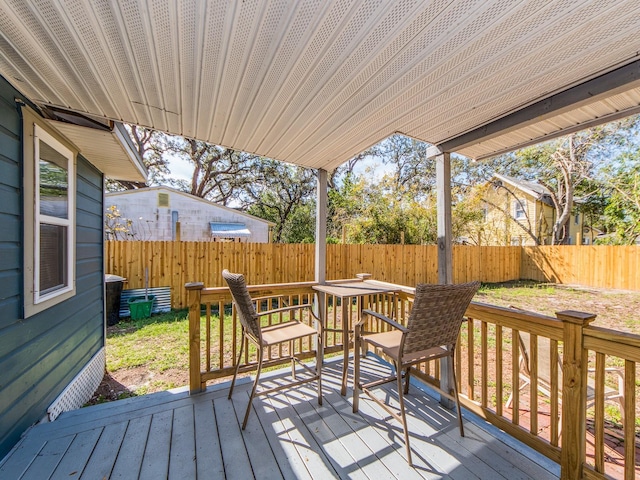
312, 281, 400, 298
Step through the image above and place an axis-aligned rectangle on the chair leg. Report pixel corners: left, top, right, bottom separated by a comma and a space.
451, 354, 464, 437
290, 340, 296, 380
228, 334, 245, 399
353, 336, 361, 413
242, 346, 264, 429
316, 333, 323, 406
404, 367, 411, 394
396, 363, 412, 466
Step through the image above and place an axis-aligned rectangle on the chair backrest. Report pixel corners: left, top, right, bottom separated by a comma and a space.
518, 331, 561, 388
403, 281, 480, 355
222, 270, 261, 341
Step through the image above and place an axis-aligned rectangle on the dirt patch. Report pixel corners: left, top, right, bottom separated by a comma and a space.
88, 367, 190, 405
85, 372, 137, 405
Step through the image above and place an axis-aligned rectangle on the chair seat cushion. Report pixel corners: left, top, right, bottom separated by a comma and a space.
261, 320, 317, 346
364, 330, 449, 364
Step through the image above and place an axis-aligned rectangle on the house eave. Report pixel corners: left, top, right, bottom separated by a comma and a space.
45, 119, 147, 182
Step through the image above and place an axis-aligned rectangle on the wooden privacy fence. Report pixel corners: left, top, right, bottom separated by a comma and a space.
105, 242, 522, 308
187, 277, 639, 480
522, 245, 640, 291
105, 242, 640, 309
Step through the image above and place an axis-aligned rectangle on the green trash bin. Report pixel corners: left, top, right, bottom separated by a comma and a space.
128, 295, 155, 320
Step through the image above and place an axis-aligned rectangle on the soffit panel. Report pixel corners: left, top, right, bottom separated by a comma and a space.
458, 85, 640, 159
1, 0, 639, 170
47, 120, 147, 182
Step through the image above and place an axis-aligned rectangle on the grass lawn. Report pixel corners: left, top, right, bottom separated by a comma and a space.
91, 281, 640, 411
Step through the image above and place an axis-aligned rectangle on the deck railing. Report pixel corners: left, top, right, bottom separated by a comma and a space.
186, 278, 639, 480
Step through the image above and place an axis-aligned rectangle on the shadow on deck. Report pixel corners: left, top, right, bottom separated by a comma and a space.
0, 357, 559, 479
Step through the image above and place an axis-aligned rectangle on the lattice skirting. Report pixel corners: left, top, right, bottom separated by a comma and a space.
46, 348, 105, 421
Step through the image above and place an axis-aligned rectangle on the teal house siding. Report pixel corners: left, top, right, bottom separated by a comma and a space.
0, 76, 105, 459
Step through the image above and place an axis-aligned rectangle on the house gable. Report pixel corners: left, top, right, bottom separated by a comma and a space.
480, 175, 555, 246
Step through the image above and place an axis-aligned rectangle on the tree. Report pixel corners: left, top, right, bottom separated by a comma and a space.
109, 125, 169, 190
246, 160, 317, 243
104, 205, 134, 240
480, 119, 638, 244
378, 134, 435, 197
164, 137, 259, 206
598, 153, 640, 244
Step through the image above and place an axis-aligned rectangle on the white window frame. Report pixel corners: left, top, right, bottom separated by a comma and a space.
514, 199, 527, 220
24, 121, 76, 317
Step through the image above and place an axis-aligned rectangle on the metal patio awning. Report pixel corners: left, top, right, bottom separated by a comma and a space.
1, 0, 639, 167
209, 223, 251, 238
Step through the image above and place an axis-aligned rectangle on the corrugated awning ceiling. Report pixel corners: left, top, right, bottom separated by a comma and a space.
210, 223, 251, 238
2, 0, 640, 168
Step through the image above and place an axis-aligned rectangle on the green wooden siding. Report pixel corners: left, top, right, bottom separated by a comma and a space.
0, 75, 105, 459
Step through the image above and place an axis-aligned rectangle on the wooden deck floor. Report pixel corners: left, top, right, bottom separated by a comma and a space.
0, 357, 559, 479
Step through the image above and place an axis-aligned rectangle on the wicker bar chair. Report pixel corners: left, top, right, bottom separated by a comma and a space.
223, 270, 322, 429
353, 281, 480, 465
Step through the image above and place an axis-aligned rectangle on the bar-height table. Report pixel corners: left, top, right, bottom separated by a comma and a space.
313, 281, 400, 395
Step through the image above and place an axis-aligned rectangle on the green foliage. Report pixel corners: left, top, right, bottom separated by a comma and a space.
117, 116, 640, 246
597, 153, 640, 244
246, 160, 316, 243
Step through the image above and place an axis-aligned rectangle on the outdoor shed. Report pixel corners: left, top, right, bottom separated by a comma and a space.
106, 186, 273, 242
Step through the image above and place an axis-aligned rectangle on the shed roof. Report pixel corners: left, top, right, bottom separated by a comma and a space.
2, 0, 639, 168
106, 186, 275, 226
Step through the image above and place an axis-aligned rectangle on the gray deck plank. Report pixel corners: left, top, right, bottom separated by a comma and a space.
0, 358, 560, 480
345, 358, 478, 479
53, 380, 242, 426
251, 385, 312, 480
462, 422, 558, 480
193, 399, 226, 478
400, 380, 558, 480
79, 421, 128, 479
213, 393, 255, 480
110, 415, 152, 480
19, 434, 73, 480
264, 386, 342, 479
168, 404, 197, 479
138, 409, 173, 480
286, 385, 395, 480
0, 438, 44, 479
229, 389, 285, 479
50, 429, 102, 480
35, 389, 214, 439
322, 361, 446, 479
283, 388, 369, 479
321, 385, 436, 480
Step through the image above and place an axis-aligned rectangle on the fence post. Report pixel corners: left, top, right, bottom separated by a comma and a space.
186, 282, 205, 394
556, 310, 596, 480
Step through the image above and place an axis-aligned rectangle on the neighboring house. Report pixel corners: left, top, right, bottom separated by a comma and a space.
478, 174, 585, 246
106, 187, 274, 242
0, 75, 146, 458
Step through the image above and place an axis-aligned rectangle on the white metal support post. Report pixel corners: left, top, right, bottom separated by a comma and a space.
315, 168, 327, 284
436, 152, 455, 408
315, 169, 328, 362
